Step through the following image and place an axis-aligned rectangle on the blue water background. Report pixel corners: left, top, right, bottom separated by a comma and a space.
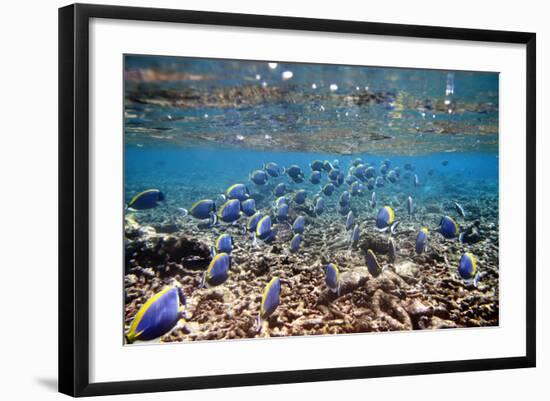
125, 147, 498, 217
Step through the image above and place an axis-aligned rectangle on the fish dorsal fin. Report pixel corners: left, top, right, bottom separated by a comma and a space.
128, 189, 158, 205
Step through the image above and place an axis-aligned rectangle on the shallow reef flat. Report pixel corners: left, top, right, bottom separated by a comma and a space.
125, 81, 498, 116
124, 184, 499, 342
138, 127, 497, 156
124, 84, 498, 156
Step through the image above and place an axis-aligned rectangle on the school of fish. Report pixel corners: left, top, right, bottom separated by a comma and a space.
125, 156, 486, 343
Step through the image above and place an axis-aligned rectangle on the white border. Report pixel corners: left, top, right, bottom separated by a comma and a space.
89, 18, 526, 383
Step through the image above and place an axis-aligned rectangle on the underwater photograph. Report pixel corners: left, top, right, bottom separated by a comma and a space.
123, 55, 499, 344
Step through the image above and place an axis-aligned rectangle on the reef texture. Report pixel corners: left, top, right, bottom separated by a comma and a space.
124, 199, 499, 342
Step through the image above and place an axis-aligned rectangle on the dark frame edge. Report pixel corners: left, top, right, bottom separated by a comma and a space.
72, 2, 534, 43
78, 356, 530, 397
59, 3, 537, 397
525, 33, 536, 368
59, 3, 92, 397
58, 4, 76, 397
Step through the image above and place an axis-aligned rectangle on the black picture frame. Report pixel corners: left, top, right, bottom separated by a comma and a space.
59, 3, 536, 397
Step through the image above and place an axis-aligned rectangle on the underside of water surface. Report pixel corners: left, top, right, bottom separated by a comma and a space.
123, 55, 499, 344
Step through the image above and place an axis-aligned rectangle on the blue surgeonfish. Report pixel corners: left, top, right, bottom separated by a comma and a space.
335, 172, 345, 187
328, 168, 340, 181
439, 215, 460, 239
366, 249, 385, 277
322, 160, 333, 172
224, 183, 249, 201
379, 163, 388, 175
292, 216, 305, 234
352, 158, 363, 167
256, 277, 281, 331
365, 166, 376, 179
321, 183, 335, 196
310, 170, 322, 185
353, 164, 367, 180
325, 263, 341, 296
375, 206, 399, 234
263, 227, 278, 244
126, 287, 186, 344
212, 233, 233, 256
387, 170, 397, 183
293, 189, 307, 205
250, 169, 268, 185
201, 253, 231, 288
274, 196, 288, 208
415, 228, 429, 254
127, 189, 165, 211
286, 165, 304, 183
339, 191, 350, 207
273, 182, 286, 197
314, 196, 325, 216
375, 176, 385, 188
454, 201, 466, 218
241, 198, 257, 216
370, 191, 377, 208
276, 203, 289, 221
350, 181, 363, 196
345, 211, 355, 231
310, 160, 324, 172
407, 196, 414, 217
350, 224, 360, 247
255, 215, 273, 241
458, 252, 480, 287
247, 212, 263, 234
179, 199, 217, 225
366, 178, 375, 190
217, 199, 242, 223
388, 237, 397, 262
264, 162, 284, 177
289, 234, 303, 253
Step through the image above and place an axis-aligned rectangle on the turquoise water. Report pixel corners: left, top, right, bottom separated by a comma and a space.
124, 147, 498, 222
